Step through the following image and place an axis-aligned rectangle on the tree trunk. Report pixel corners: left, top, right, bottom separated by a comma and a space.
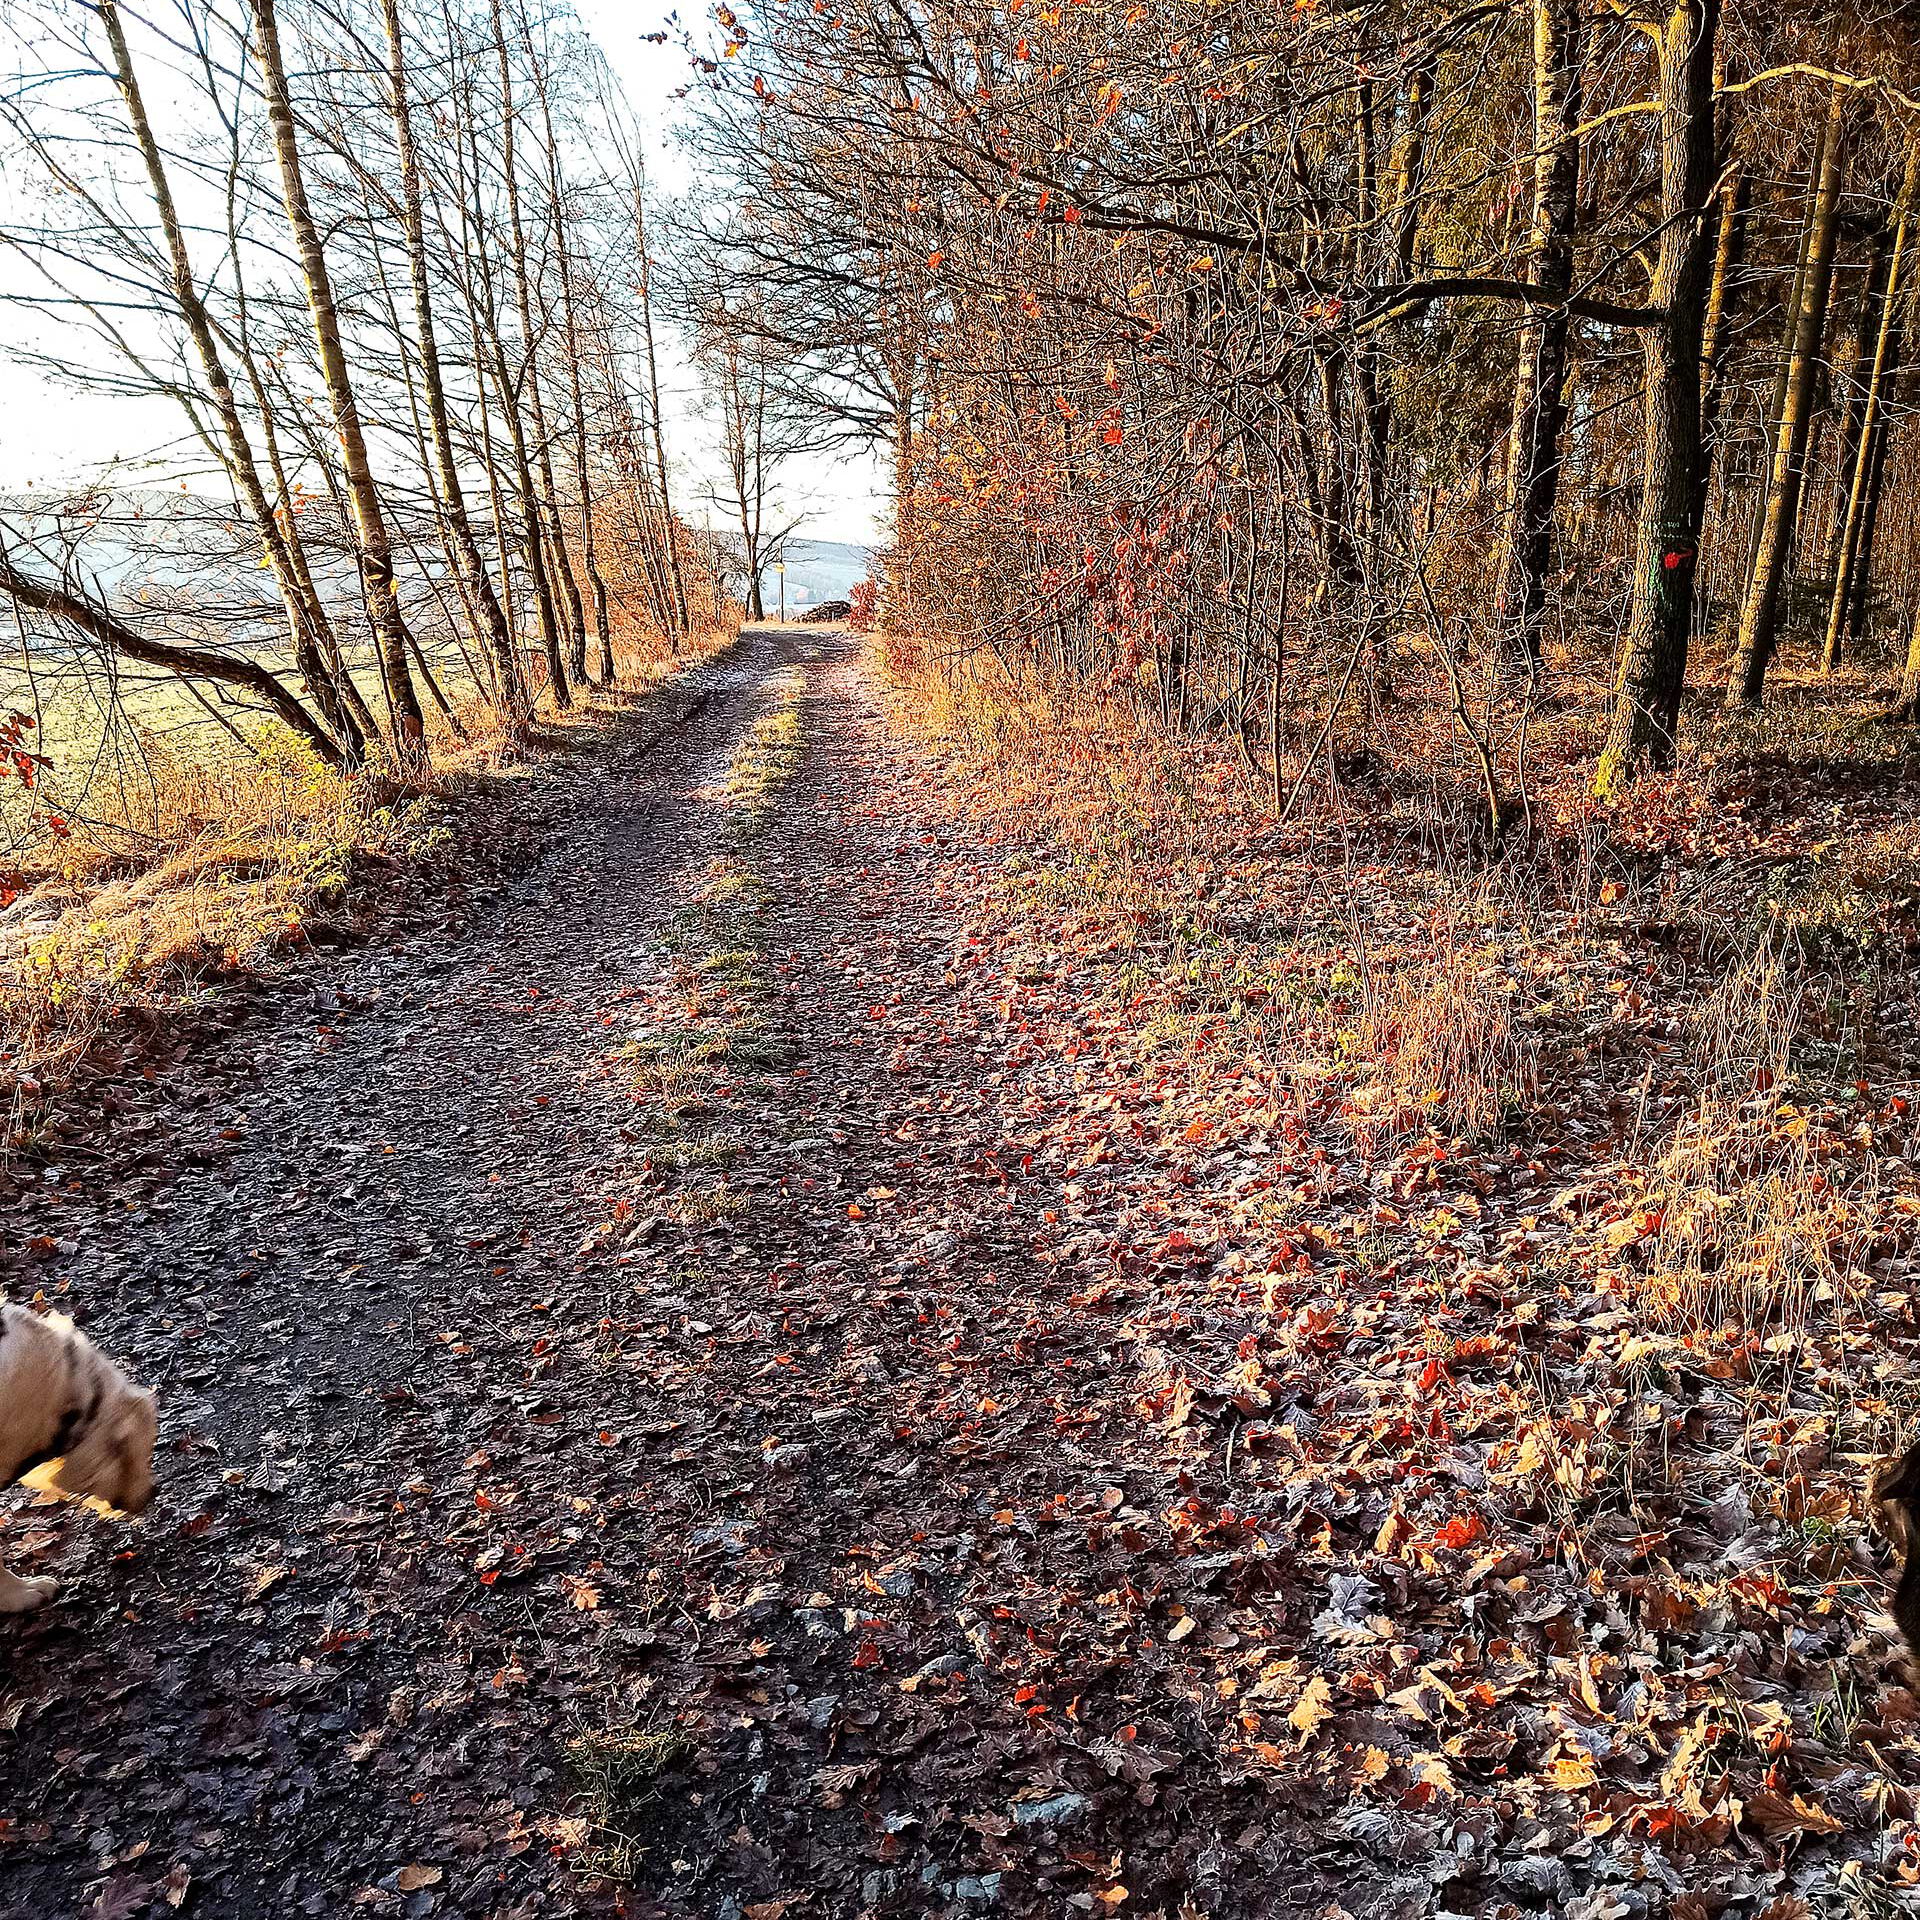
491, 0, 587, 684
1387, 46, 1436, 283
1810, 248, 1878, 596
1823, 149, 1916, 671
455, 59, 571, 710
1727, 85, 1848, 707
1351, 78, 1389, 534
378, 0, 523, 723
1698, 164, 1747, 481
1843, 319, 1906, 647
533, 81, 615, 683
1497, 0, 1584, 665
1887, 596, 1920, 719
250, 0, 426, 759
634, 177, 692, 638
1740, 141, 1824, 591
1594, 0, 1719, 798
100, 0, 364, 766
0, 553, 342, 765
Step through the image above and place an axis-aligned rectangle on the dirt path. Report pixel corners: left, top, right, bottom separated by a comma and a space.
0, 630, 1321, 1920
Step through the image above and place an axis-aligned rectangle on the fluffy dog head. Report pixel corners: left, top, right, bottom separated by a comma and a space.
51, 1378, 158, 1517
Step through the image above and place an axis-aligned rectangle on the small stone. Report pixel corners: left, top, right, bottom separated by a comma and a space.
912, 1653, 970, 1683
1011, 1792, 1090, 1830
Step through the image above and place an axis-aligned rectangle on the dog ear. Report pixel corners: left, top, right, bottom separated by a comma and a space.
52, 1385, 156, 1517
1871, 1440, 1920, 1554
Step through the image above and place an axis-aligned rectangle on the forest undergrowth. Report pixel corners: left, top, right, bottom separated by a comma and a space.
882, 631, 1920, 1904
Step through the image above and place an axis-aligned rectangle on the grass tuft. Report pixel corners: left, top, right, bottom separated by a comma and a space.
562, 1724, 692, 1882
1343, 934, 1540, 1148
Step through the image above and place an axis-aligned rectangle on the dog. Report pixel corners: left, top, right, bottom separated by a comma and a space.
0, 1301, 157, 1611
1871, 1438, 1920, 1663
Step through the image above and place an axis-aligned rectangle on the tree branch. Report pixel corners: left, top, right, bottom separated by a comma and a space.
0, 550, 344, 767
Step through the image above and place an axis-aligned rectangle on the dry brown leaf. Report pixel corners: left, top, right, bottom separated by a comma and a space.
1744, 1791, 1843, 1840
1289, 1673, 1334, 1737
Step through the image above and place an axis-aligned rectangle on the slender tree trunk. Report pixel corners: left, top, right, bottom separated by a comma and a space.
1826, 149, 1918, 671
1727, 85, 1848, 707
1843, 316, 1906, 645
492, 343, 572, 706
1595, 0, 1719, 798
1388, 46, 1436, 283
491, 0, 587, 682
360, 226, 489, 706
532, 82, 615, 682
379, 0, 524, 722
887, 332, 920, 629
634, 177, 692, 637
99, 0, 362, 765
0, 553, 343, 764
1888, 578, 1920, 718
1351, 78, 1389, 534
1812, 251, 1878, 589
1312, 346, 1364, 593
1698, 165, 1747, 486
250, 0, 426, 759
222, 216, 379, 746
1741, 143, 1824, 590
1498, 0, 1584, 665
456, 77, 570, 710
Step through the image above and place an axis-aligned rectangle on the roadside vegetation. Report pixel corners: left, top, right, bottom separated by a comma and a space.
0, 616, 737, 1155
873, 625, 1920, 1898
0, 0, 751, 1148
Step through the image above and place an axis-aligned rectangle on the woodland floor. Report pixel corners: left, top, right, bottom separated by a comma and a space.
2, 627, 1918, 1920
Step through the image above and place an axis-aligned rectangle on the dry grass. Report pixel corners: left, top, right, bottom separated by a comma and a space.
1342, 932, 1540, 1148
1, 733, 386, 1134
561, 1723, 692, 1883
1626, 940, 1878, 1341
721, 671, 805, 824
1630, 1095, 1874, 1338
881, 632, 1912, 1363
881, 634, 1219, 862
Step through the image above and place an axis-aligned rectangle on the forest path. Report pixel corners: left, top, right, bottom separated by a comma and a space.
0, 629, 1312, 1920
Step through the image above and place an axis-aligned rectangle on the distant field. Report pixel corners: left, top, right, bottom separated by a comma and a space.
0, 636, 484, 857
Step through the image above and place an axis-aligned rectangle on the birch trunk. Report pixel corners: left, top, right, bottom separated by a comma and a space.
250, 0, 426, 758
1497, 0, 1584, 665
1823, 150, 1916, 671
379, 0, 524, 721
101, 0, 358, 765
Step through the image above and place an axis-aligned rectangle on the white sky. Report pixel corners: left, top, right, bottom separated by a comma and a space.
0, 0, 885, 546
